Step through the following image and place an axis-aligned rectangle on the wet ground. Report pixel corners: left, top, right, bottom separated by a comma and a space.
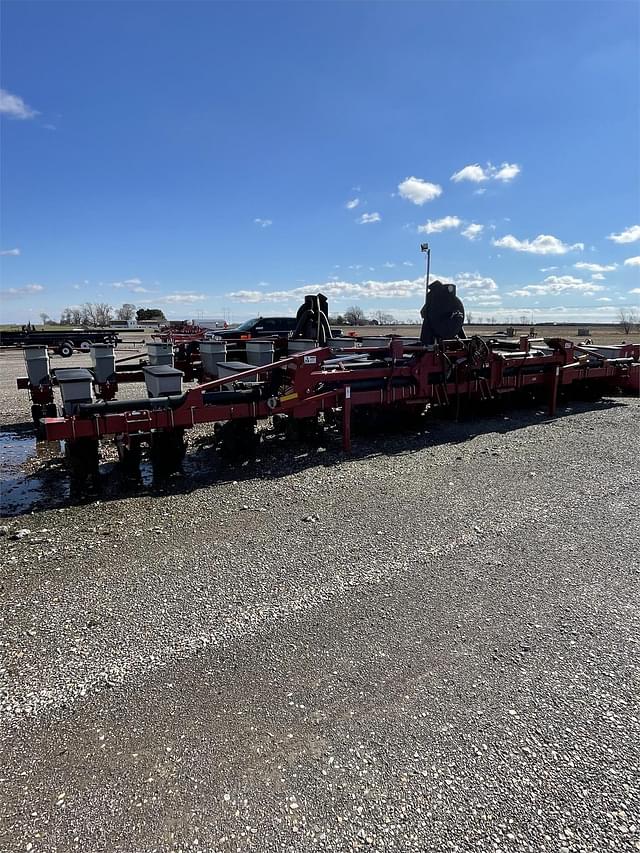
0, 426, 67, 517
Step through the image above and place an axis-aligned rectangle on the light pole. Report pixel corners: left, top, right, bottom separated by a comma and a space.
420, 242, 431, 304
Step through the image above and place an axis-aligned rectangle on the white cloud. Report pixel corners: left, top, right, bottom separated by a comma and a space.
454, 272, 498, 292
493, 162, 521, 182
159, 291, 207, 304
397, 176, 442, 205
1, 283, 44, 298
418, 215, 462, 234
508, 275, 605, 297
607, 225, 640, 244
383, 261, 395, 268
226, 269, 501, 308
540, 266, 559, 272
624, 256, 640, 266
461, 223, 484, 241
345, 198, 359, 209
574, 262, 617, 272
543, 275, 585, 286
493, 233, 584, 255
591, 273, 605, 281
0, 248, 20, 256
0, 88, 37, 119
451, 164, 488, 183
423, 271, 500, 304
111, 278, 147, 292
473, 188, 486, 196
254, 218, 273, 228
402, 261, 414, 267
357, 212, 381, 224
451, 162, 521, 183
229, 276, 428, 304
226, 289, 280, 303
596, 297, 612, 302
630, 288, 640, 295
464, 293, 502, 304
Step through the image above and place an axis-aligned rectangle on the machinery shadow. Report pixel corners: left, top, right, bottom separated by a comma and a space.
0, 395, 629, 519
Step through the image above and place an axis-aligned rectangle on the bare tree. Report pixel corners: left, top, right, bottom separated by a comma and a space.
619, 308, 638, 335
95, 303, 113, 326
39, 312, 50, 326
466, 311, 474, 324
520, 314, 528, 325
81, 302, 113, 326
344, 305, 366, 325
116, 303, 136, 321
81, 303, 97, 326
61, 306, 83, 325
373, 310, 396, 325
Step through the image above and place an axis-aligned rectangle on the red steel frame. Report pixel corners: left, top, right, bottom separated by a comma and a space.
37, 338, 640, 451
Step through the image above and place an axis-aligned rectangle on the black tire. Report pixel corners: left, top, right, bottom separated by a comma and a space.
149, 429, 186, 475
218, 419, 259, 460
59, 343, 74, 358
117, 436, 142, 476
65, 437, 100, 482
79, 340, 92, 352
31, 403, 46, 440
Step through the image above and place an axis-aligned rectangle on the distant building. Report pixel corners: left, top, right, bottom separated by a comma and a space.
110, 319, 141, 329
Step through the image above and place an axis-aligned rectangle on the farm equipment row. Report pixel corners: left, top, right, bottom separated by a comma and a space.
16, 284, 640, 483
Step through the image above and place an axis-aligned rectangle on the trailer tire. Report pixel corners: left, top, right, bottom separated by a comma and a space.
59, 342, 74, 358
79, 340, 92, 352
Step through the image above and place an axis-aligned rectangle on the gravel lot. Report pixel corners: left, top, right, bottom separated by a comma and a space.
1, 346, 639, 852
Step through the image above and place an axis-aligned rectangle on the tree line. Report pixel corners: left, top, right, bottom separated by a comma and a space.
52, 303, 167, 327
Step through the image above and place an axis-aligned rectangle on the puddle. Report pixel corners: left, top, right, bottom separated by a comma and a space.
0, 429, 36, 469
0, 429, 69, 518
0, 426, 222, 518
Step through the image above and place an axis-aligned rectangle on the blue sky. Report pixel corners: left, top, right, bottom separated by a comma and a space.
1, 0, 639, 324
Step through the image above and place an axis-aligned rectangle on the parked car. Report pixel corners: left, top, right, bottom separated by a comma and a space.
208, 317, 298, 340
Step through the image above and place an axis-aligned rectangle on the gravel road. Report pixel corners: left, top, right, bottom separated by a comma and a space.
1, 347, 639, 852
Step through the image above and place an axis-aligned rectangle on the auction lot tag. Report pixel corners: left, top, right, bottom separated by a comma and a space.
303, 355, 317, 364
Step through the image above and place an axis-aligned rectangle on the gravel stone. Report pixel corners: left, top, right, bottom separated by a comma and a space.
0, 344, 639, 852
